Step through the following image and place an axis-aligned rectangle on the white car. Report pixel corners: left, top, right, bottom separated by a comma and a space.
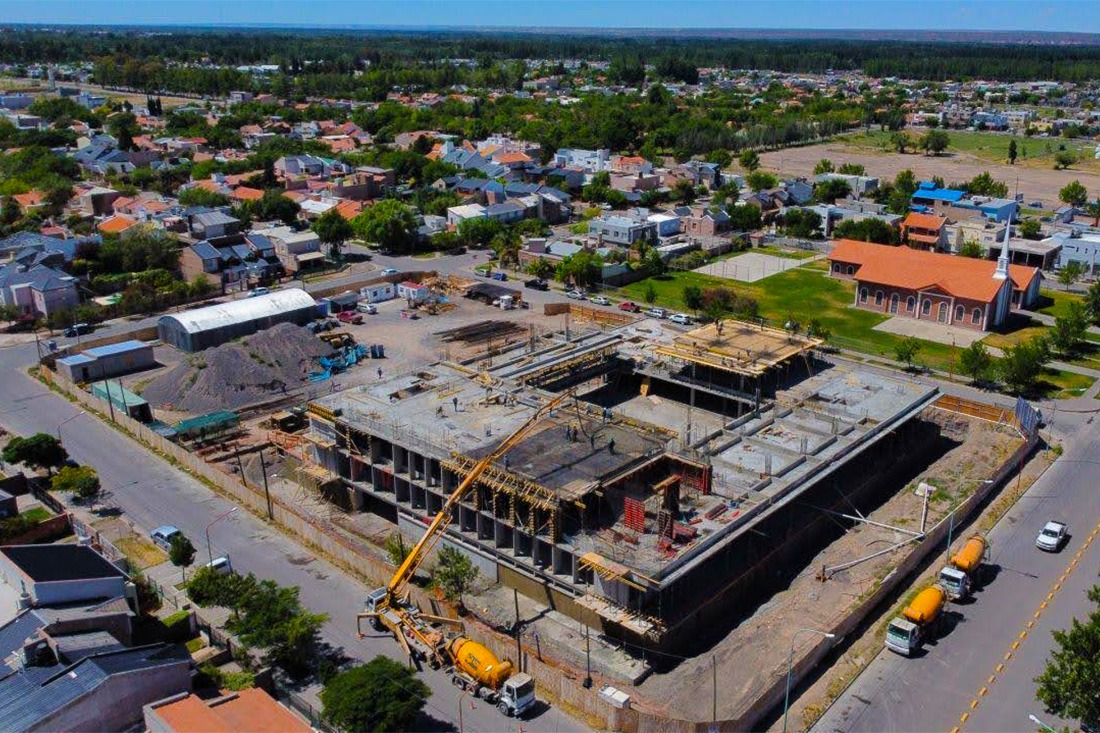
1036, 521, 1067, 551
566, 290, 587, 300
669, 313, 692, 325
643, 307, 668, 319
380, 268, 399, 276
150, 525, 182, 551
589, 295, 610, 306
204, 556, 234, 576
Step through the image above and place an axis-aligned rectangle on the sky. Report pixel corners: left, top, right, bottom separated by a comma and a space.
0, 0, 1098, 33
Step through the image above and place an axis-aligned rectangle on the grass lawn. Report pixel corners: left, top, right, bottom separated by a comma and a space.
115, 534, 167, 570
753, 246, 817, 260
1040, 368, 1095, 399
620, 263, 958, 370
411, 251, 438, 260
838, 129, 1095, 170
20, 507, 51, 523
982, 320, 1050, 350
1034, 289, 1085, 319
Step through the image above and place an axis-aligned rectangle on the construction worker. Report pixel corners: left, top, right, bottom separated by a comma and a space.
453, 396, 459, 413
608, 438, 616, 454
377, 367, 383, 380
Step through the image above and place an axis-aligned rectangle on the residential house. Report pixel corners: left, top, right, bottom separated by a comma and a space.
814, 172, 879, 197
667, 160, 723, 190
0, 263, 80, 317
900, 212, 948, 251
77, 186, 122, 216
266, 226, 324, 273
683, 206, 732, 237
143, 689, 311, 733
648, 211, 683, 238
189, 211, 240, 240
588, 214, 658, 247
447, 203, 487, 228
611, 172, 662, 193
828, 238, 1040, 331
552, 148, 610, 173
610, 155, 653, 175
484, 201, 525, 225
946, 218, 1009, 255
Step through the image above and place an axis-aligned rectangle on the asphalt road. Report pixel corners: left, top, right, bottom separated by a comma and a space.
810, 421, 1100, 733
0, 334, 585, 732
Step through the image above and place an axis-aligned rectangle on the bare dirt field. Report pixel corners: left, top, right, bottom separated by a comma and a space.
761, 142, 1100, 208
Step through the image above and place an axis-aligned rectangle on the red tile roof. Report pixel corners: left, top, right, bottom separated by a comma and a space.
230, 186, 265, 202
13, 191, 45, 208
829, 239, 1037, 303
153, 689, 310, 733
97, 215, 138, 234
902, 212, 947, 231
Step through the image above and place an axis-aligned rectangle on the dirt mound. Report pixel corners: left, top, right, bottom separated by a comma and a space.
144, 323, 331, 413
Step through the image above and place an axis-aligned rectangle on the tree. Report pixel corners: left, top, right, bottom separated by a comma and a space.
893, 336, 923, 369
1008, 138, 1018, 165
50, 464, 102, 504
642, 281, 657, 304
1060, 180, 1088, 208
738, 149, 760, 172
250, 190, 300, 226
1058, 260, 1085, 291
833, 218, 899, 244
1085, 199, 1100, 228
959, 342, 995, 384
780, 208, 822, 238
312, 208, 353, 261
837, 162, 866, 176
965, 172, 1009, 198
1035, 584, 1100, 729
746, 171, 777, 192
682, 284, 703, 314
106, 112, 140, 152
1050, 301, 1090, 356
813, 178, 851, 204
894, 169, 918, 197
813, 158, 834, 175
1054, 150, 1078, 170
169, 533, 196, 581
958, 240, 984, 258
672, 179, 696, 204
351, 200, 417, 254
526, 257, 554, 281
704, 149, 732, 168
999, 336, 1049, 394
321, 657, 430, 733
1018, 218, 1042, 240
919, 129, 950, 155
433, 546, 478, 602
457, 216, 505, 249
1086, 280, 1100, 323
384, 532, 409, 567
3, 433, 68, 475
644, 247, 666, 276
178, 187, 230, 208
490, 229, 522, 268
889, 131, 911, 153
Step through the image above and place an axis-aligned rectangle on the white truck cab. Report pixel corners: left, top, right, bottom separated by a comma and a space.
885, 618, 920, 656
938, 566, 970, 600
499, 672, 536, 717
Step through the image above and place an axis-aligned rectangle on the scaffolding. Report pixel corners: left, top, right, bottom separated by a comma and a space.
654, 320, 822, 378
443, 453, 563, 541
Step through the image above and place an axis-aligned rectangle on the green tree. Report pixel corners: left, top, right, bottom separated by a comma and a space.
746, 171, 778, 192
1054, 150, 1078, 170
312, 208, 354, 261
806, 318, 831, 343
107, 112, 140, 151
490, 229, 522, 268
556, 251, 603, 289
813, 178, 852, 204
1018, 218, 1042, 240
965, 172, 1009, 198
1084, 199, 1100, 228
1050, 301, 1090, 356
682, 284, 703, 314
1060, 180, 1088, 207
958, 240, 984, 258
384, 532, 409, 567
1008, 138, 1018, 164
178, 187, 230, 208
169, 533, 196, 581
1035, 584, 1100, 729
889, 131, 911, 153
321, 657, 430, 733
1058, 260, 1085, 291
457, 216, 505, 249
3, 433, 68, 475
672, 179, 697, 204
813, 158, 834, 175
894, 169, 918, 197
1085, 280, 1100, 323
642, 280, 658, 304
893, 336, 923, 369
704, 149, 732, 168
50, 464, 101, 503
644, 247, 666, 276
433, 546, 478, 602
738, 149, 760, 172
833, 218, 899, 244
526, 257, 554, 281
249, 190, 301, 226
919, 129, 950, 155
781, 208, 822, 238
959, 342, 995, 384
351, 200, 418, 254
999, 336, 1049, 394
837, 162, 866, 175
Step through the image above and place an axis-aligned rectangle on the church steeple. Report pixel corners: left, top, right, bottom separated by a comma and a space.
993, 206, 1014, 280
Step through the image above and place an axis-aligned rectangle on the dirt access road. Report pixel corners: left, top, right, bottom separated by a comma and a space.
761, 142, 1100, 209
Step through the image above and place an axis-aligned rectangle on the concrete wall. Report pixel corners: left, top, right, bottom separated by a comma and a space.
34, 576, 128, 606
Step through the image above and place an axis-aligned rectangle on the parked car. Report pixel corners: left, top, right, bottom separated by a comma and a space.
643, 307, 668, 319
524, 278, 549, 291
204, 556, 234, 576
357, 302, 378, 314
380, 268, 399, 276
669, 313, 692, 325
618, 301, 641, 313
589, 295, 610, 306
490, 271, 508, 281
566, 290, 587, 300
63, 323, 93, 338
474, 266, 491, 277
337, 310, 363, 325
150, 525, 182, 551
245, 287, 270, 298
1036, 520, 1067, 551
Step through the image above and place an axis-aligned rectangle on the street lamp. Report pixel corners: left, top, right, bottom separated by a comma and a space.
783, 627, 837, 732
1029, 713, 1057, 733
204, 507, 237, 567
56, 410, 86, 440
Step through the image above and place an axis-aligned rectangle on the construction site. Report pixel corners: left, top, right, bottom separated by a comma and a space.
288, 309, 956, 659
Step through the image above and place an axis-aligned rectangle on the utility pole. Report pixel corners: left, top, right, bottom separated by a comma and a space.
712, 655, 718, 723
513, 588, 522, 671
583, 624, 592, 689
234, 445, 246, 484
259, 449, 273, 519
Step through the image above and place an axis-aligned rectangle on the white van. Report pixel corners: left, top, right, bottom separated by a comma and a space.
205, 556, 233, 576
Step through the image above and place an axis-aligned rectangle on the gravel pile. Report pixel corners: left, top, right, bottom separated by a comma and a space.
144, 323, 331, 413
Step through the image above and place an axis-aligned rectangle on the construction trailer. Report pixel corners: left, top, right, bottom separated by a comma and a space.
91, 380, 152, 423
302, 320, 939, 650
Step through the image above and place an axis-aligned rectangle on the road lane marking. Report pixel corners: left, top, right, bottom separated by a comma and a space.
995, 663, 1004, 672
979, 686, 988, 697
1003, 651, 1013, 661
970, 699, 979, 710
960, 713, 970, 724
1027, 620, 1035, 628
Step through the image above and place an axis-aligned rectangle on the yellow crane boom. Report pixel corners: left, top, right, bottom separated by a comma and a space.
383, 389, 573, 603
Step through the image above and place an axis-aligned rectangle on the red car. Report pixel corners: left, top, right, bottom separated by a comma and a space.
336, 310, 363, 325
618, 301, 641, 313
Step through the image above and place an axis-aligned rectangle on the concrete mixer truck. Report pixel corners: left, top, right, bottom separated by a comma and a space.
447, 637, 536, 717
938, 534, 988, 600
885, 586, 945, 656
